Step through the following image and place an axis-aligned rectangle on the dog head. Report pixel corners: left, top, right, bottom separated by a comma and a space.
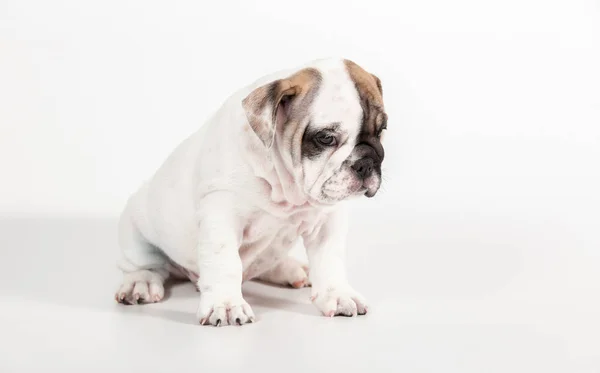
242, 59, 387, 204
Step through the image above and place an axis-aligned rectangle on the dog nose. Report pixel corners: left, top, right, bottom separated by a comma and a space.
352, 158, 374, 179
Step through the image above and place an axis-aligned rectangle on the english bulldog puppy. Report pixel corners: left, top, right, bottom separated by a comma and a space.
115, 58, 387, 326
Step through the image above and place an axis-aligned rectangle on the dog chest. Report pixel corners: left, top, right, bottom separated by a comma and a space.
242, 208, 323, 244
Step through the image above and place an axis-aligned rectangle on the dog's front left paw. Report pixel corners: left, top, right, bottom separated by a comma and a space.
310, 286, 368, 317
196, 292, 255, 326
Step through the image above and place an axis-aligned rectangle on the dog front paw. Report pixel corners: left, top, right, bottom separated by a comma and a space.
196, 292, 255, 326
310, 286, 368, 317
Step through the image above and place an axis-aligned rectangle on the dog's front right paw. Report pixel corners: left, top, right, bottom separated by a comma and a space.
196, 292, 255, 326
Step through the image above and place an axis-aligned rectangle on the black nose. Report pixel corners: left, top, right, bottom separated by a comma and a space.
352, 158, 374, 179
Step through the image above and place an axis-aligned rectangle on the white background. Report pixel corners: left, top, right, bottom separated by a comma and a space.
1, 0, 599, 372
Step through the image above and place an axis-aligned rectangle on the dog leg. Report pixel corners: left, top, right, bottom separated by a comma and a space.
303, 205, 368, 317
115, 193, 170, 305
195, 193, 255, 327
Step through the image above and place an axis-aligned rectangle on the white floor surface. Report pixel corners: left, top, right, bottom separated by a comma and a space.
1, 203, 599, 373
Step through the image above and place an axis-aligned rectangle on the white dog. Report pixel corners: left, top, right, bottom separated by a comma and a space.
115, 58, 387, 326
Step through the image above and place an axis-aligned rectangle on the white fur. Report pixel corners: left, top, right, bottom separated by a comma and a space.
115, 58, 372, 326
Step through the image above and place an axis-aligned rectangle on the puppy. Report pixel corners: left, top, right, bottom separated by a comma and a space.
115, 58, 387, 326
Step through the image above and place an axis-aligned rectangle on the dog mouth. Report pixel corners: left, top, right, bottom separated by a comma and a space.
357, 175, 380, 198
351, 183, 378, 199
317, 172, 381, 203
363, 188, 375, 198
358, 186, 378, 198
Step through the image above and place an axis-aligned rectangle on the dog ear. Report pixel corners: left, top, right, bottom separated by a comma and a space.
371, 74, 383, 96
242, 79, 299, 149
242, 68, 321, 149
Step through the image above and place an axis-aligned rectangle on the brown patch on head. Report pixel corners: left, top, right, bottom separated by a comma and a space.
242, 68, 322, 150
344, 59, 387, 160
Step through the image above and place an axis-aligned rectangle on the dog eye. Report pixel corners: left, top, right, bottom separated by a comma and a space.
315, 132, 337, 146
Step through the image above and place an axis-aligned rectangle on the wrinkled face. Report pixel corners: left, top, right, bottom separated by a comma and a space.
301, 61, 386, 203
242, 59, 387, 205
